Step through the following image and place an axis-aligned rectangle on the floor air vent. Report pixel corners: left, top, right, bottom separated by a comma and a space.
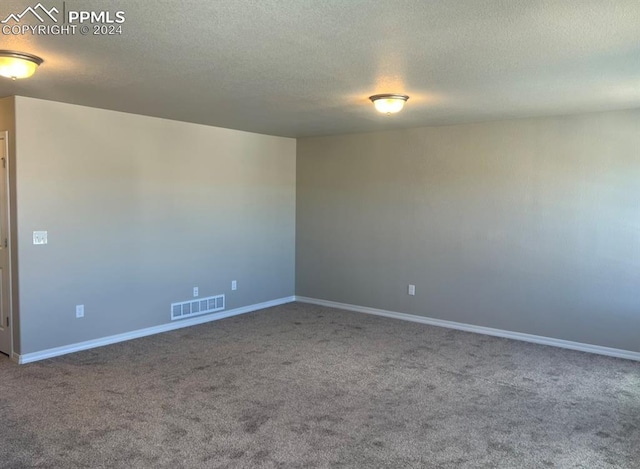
171, 294, 225, 320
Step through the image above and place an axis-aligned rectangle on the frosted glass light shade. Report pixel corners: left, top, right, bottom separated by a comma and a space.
0, 51, 43, 79
369, 94, 409, 114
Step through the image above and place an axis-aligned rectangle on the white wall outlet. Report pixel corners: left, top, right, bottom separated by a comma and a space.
231, 280, 237, 291
193, 287, 199, 297
76, 304, 84, 318
33, 231, 48, 245
408, 284, 416, 296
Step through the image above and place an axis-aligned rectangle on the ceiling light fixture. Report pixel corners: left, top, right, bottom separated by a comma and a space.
369, 94, 409, 114
0, 50, 44, 80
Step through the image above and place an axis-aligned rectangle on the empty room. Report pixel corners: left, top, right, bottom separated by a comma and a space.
0, 1, 638, 467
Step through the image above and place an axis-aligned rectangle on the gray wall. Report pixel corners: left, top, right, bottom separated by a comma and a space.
297, 109, 640, 352
15, 97, 296, 354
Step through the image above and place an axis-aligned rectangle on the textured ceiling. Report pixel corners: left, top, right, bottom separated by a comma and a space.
0, 0, 638, 137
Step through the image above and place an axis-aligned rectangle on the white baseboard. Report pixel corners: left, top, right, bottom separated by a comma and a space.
16, 296, 296, 364
16, 295, 639, 364
295, 296, 640, 362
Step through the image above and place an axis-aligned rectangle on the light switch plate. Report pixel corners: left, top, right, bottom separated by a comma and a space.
33, 231, 48, 245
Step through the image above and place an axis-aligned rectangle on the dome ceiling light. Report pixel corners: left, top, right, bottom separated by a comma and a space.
0, 50, 44, 80
369, 94, 409, 114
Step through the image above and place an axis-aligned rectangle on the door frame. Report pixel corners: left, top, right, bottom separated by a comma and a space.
0, 131, 14, 359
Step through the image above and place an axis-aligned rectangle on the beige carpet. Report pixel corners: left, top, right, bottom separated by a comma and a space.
1, 302, 638, 468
